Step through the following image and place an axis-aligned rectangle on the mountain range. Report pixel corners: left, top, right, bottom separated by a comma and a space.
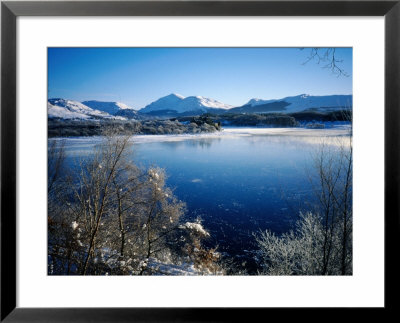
242, 94, 352, 113
48, 99, 135, 120
140, 93, 233, 114
82, 100, 134, 115
48, 93, 352, 120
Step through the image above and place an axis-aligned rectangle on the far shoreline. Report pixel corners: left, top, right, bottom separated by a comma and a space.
48, 125, 352, 143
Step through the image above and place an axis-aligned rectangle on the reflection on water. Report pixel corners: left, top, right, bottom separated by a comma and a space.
156, 137, 221, 150
53, 127, 351, 270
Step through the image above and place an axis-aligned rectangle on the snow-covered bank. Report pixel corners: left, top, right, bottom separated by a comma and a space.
49, 126, 351, 147
221, 125, 351, 136
127, 126, 351, 143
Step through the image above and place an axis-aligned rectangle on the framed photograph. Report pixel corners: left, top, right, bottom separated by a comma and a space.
1, 0, 399, 321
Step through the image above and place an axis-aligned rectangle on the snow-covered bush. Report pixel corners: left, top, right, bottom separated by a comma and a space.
255, 138, 352, 276
48, 131, 222, 275
255, 212, 352, 275
255, 212, 324, 275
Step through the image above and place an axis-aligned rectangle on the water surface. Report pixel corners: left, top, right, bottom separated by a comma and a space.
54, 127, 351, 270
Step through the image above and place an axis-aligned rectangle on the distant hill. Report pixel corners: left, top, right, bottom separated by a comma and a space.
139, 93, 352, 117
242, 94, 352, 113
48, 99, 141, 121
114, 108, 140, 120
48, 98, 125, 120
48, 94, 352, 121
140, 93, 233, 115
82, 100, 135, 115
229, 101, 290, 114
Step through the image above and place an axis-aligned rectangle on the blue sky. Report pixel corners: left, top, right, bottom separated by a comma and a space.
48, 47, 352, 109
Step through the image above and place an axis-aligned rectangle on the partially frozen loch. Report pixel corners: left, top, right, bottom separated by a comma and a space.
55, 126, 351, 272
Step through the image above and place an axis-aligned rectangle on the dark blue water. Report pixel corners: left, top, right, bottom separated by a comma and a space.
132, 135, 315, 250
55, 129, 349, 270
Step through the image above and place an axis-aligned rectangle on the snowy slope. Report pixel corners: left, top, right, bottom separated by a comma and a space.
140, 93, 232, 114
244, 94, 352, 113
47, 102, 91, 119
48, 99, 126, 120
246, 98, 276, 107
181, 96, 233, 111
49, 94, 352, 120
139, 93, 185, 113
82, 100, 135, 115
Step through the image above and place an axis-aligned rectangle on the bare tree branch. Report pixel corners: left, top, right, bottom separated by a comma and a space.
301, 47, 349, 77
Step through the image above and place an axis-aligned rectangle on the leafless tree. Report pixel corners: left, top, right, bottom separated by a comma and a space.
48, 139, 66, 193
311, 137, 352, 275
302, 48, 349, 77
48, 129, 222, 275
255, 134, 352, 275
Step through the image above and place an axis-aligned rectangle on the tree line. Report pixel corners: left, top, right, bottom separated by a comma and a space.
48, 118, 220, 137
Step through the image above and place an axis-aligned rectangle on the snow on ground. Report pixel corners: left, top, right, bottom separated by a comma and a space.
140, 93, 232, 113
124, 125, 351, 143
48, 99, 127, 120
246, 94, 352, 113
221, 125, 351, 137
48, 102, 92, 120
146, 258, 198, 275
49, 125, 352, 148
82, 100, 135, 114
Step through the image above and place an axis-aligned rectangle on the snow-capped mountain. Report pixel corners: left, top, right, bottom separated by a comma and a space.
48, 94, 352, 121
47, 102, 92, 120
82, 100, 135, 115
244, 94, 352, 113
48, 98, 126, 120
246, 98, 276, 107
140, 93, 233, 114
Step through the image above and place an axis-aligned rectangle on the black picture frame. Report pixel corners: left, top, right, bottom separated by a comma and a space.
1, 1, 399, 321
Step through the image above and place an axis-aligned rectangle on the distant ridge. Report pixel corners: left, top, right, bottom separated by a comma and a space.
242, 94, 352, 113
48, 98, 127, 120
47, 94, 352, 120
82, 100, 135, 115
140, 93, 233, 114
139, 93, 352, 116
